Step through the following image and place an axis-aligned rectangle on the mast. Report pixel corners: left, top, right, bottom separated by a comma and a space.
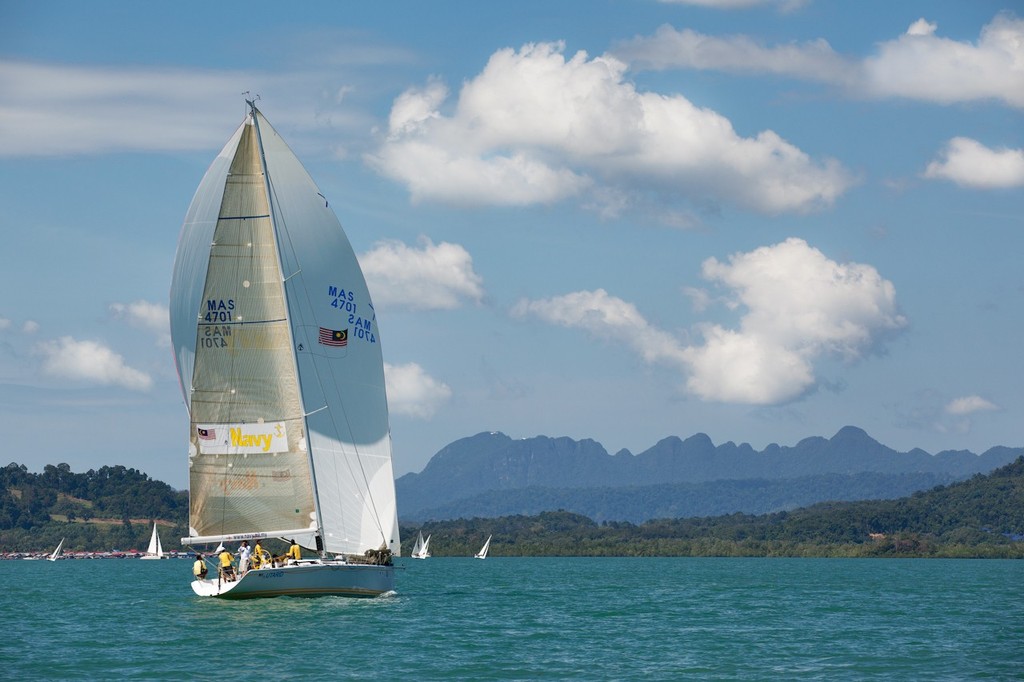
247, 100, 327, 553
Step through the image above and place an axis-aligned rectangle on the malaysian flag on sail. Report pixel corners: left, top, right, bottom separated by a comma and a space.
197, 427, 216, 441
319, 327, 348, 347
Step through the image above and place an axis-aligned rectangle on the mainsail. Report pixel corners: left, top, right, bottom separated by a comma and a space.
171, 105, 400, 560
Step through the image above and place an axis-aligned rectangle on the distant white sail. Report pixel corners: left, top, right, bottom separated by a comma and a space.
48, 538, 65, 562
412, 532, 431, 559
141, 523, 164, 559
475, 535, 492, 559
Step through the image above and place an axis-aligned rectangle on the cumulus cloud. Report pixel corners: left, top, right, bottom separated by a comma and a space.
110, 300, 171, 346
945, 395, 999, 416
384, 361, 452, 418
688, 238, 906, 402
513, 239, 905, 405
34, 336, 153, 391
862, 14, 1024, 107
0, 318, 9, 331
367, 42, 851, 215
23, 321, 39, 334
924, 137, 1024, 188
360, 237, 484, 310
615, 13, 1024, 108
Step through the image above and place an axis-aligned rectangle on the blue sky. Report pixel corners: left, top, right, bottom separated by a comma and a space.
2, 1, 1022, 489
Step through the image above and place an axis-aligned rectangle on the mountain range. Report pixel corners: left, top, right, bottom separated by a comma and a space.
396, 426, 1023, 523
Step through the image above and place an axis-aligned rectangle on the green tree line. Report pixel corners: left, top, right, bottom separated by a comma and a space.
3, 457, 1022, 557
0, 462, 188, 553
401, 457, 1024, 559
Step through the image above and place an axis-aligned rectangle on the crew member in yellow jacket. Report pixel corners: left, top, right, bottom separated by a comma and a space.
285, 539, 301, 564
217, 547, 236, 582
192, 553, 208, 579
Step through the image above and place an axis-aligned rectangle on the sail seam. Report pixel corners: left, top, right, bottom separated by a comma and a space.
197, 318, 287, 326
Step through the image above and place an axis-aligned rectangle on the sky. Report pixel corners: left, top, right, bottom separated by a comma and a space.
2, 1, 1022, 490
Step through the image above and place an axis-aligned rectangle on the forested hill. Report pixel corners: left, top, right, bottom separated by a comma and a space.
0, 462, 187, 553
4, 456, 1022, 556
400, 456, 1024, 559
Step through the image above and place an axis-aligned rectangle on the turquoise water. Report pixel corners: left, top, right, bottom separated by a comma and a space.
2, 557, 1021, 680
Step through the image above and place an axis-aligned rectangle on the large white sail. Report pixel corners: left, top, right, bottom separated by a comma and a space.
171, 106, 400, 563
254, 112, 399, 556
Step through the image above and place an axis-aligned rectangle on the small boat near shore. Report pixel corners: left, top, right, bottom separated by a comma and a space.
140, 523, 165, 559
475, 535, 492, 559
47, 538, 65, 562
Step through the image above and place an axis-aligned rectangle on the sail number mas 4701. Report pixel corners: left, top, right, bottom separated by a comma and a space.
328, 285, 376, 343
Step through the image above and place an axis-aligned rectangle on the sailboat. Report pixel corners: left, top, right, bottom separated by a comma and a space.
411, 531, 431, 559
170, 100, 400, 599
48, 538, 65, 561
474, 534, 492, 559
140, 523, 165, 559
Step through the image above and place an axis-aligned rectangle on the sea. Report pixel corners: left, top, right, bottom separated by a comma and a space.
2, 556, 1021, 680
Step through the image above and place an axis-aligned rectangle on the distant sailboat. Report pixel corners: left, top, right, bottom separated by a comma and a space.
172, 101, 399, 598
48, 538, 65, 562
411, 531, 431, 559
474, 535, 492, 560
141, 523, 164, 559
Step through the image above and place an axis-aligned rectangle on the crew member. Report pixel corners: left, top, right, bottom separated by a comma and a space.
285, 539, 301, 564
218, 546, 236, 582
192, 553, 208, 579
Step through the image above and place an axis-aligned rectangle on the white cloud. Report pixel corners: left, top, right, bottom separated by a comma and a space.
945, 395, 999, 416
368, 42, 851, 214
862, 14, 1024, 108
0, 318, 39, 334
924, 137, 1024, 189
110, 301, 171, 346
615, 13, 1024, 109
511, 289, 690, 367
360, 237, 484, 310
689, 238, 906, 402
0, 59, 367, 158
384, 362, 452, 418
513, 239, 905, 405
614, 26, 855, 84
0, 61, 261, 156
34, 336, 153, 391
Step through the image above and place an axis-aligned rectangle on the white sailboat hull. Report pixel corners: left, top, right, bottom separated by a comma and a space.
190, 561, 395, 599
